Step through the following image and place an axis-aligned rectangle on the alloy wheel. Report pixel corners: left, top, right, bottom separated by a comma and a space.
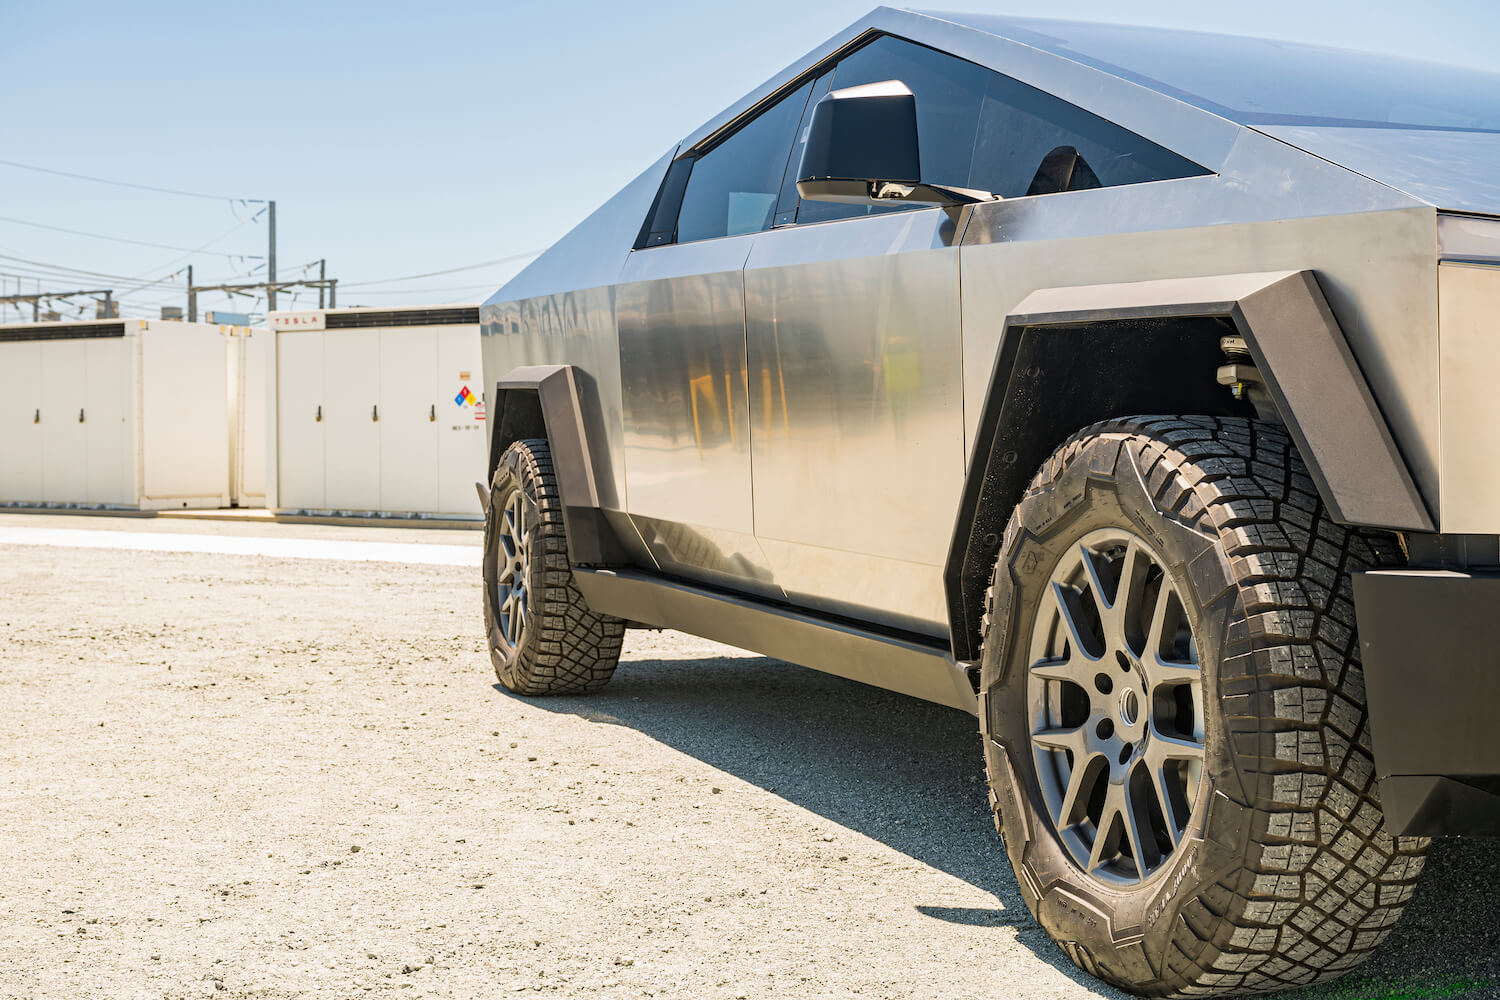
1026, 528, 1205, 887
493, 487, 532, 649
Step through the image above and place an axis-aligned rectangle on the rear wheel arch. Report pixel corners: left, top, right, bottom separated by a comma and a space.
487, 364, 629, 567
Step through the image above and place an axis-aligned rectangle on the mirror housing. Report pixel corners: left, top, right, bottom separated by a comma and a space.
796, 80, 994, 207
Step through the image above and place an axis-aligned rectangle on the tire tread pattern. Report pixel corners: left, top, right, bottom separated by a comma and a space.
983, 416, 1429, 997
487, 439, 624, 696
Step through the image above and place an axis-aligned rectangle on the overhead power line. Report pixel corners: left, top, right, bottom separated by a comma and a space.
339, 283, 496, 296
0, 213, 264, 258
0, 157, 263, 203
339, 249, 541, 288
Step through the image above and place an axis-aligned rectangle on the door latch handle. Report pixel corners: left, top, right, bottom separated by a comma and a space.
78, 408, 85, 423
372, 404, 379, 422
316, 405, 322, 422
429, 404, 436, 422
33, 408, 39, 424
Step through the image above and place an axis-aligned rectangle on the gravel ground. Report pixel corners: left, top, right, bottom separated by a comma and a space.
0, 514, 1496, 1000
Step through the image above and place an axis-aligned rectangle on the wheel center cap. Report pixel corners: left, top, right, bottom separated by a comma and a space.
1119, 687, 1140, 728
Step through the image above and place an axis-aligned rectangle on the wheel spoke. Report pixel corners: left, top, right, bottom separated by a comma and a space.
1150, 764, 1182, 850
1032, 724, 1087, 754
1146, 580, 1184, 662
1052, 581, 1104, 663
1087, 785, 1123, 873
1147, 732, 1205, 765
1057, 751, 1102, 827
1144, 653, 1200, 692
1077, 543, 1114, 618
1030, 654, 1091, 686
1120, 779, 1151, 881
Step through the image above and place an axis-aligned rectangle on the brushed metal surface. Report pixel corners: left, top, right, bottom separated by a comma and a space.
744, 207, 968, 636
1438, 262, 1500, 532
616, 237, 779, 596
962, 187, 1440, 509
479, 149, 674, 515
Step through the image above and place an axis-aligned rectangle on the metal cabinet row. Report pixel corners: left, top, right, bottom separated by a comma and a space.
0, 320, 257, 509
273, 322, 486, 517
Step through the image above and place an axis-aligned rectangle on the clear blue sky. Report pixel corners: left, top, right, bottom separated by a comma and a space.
2, 0, 1496, 321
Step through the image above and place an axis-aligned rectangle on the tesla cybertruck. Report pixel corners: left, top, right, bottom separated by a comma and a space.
475, 9, 1500, 996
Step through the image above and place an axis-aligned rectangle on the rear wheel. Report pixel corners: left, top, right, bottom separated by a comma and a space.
980, 416, 1428, 997
484, 438, 624, 695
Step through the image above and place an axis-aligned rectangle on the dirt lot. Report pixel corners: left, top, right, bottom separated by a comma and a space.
0, 514, 1496, 1000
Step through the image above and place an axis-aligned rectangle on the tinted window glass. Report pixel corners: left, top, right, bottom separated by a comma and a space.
969, 73, 1207, 198
799, 36, 988, 225
790, 34, 1207, 224
676, 79, 814, 243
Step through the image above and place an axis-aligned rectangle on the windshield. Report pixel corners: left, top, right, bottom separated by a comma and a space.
939, 14, 1500, 133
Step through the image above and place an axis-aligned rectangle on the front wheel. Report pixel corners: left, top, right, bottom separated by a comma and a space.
980, 416, 1428, 997
483, 438, 624, 695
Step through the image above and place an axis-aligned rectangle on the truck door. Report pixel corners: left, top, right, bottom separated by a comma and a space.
743, 37, 981, 639
616, 77, 814, 600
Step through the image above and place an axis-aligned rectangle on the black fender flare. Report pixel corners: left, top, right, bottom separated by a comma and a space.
944, 268, 1433, 661
487, 364, 629, 567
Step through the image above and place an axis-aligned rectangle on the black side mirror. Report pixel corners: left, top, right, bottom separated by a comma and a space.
796, 80, 994, 207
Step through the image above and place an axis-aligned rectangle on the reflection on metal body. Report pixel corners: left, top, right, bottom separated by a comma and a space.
616, 237, 779, 597
479, 148, 675, 517
477, 8, 1500, 708
960, 170, 1440, 507
744, 207, 968, 636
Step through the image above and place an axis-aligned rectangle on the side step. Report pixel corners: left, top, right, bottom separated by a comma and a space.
572, 568, 978, 715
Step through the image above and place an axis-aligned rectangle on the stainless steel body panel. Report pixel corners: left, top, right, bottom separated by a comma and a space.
616, 238, 779, 596
961, 168, 1441, 506
1258, 126, 1500, 217
1438, 262, 1500, 532
480, 150, 675, 517
743, 207, 968, 636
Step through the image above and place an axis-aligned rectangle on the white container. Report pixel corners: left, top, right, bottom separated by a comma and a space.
266, 306, 486, 518
0, 318, 260, 510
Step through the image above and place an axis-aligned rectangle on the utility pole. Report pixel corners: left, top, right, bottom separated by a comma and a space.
318, 259, 326, 308
0, 288, 116, 319
266, 200, 277, 312
187, 265, 196, 322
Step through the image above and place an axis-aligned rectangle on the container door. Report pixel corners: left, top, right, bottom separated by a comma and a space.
275, 331, 325, 510
437, 326, 486, 516
85, 337, 132, 504
0, 341, 43, 503
235, 330, 270, 506
322, 329, 381, 511
377, 328, 438, 513
40, 338, 88, 503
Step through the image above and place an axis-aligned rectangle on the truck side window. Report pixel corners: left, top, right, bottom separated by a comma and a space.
968, 73, 1208, 197
674, 79, 815, 244
792, 35, 1209, 224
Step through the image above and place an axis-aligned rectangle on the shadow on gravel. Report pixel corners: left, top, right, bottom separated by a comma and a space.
503, 652, 1120, 995
502, 651, 1500, 1000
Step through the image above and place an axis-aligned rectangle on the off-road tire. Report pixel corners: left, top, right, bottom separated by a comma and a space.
484, 438, 624, 695
980, 416, 1429, 997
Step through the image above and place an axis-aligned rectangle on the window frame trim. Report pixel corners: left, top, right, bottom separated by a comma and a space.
633, 29, 1212, 251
